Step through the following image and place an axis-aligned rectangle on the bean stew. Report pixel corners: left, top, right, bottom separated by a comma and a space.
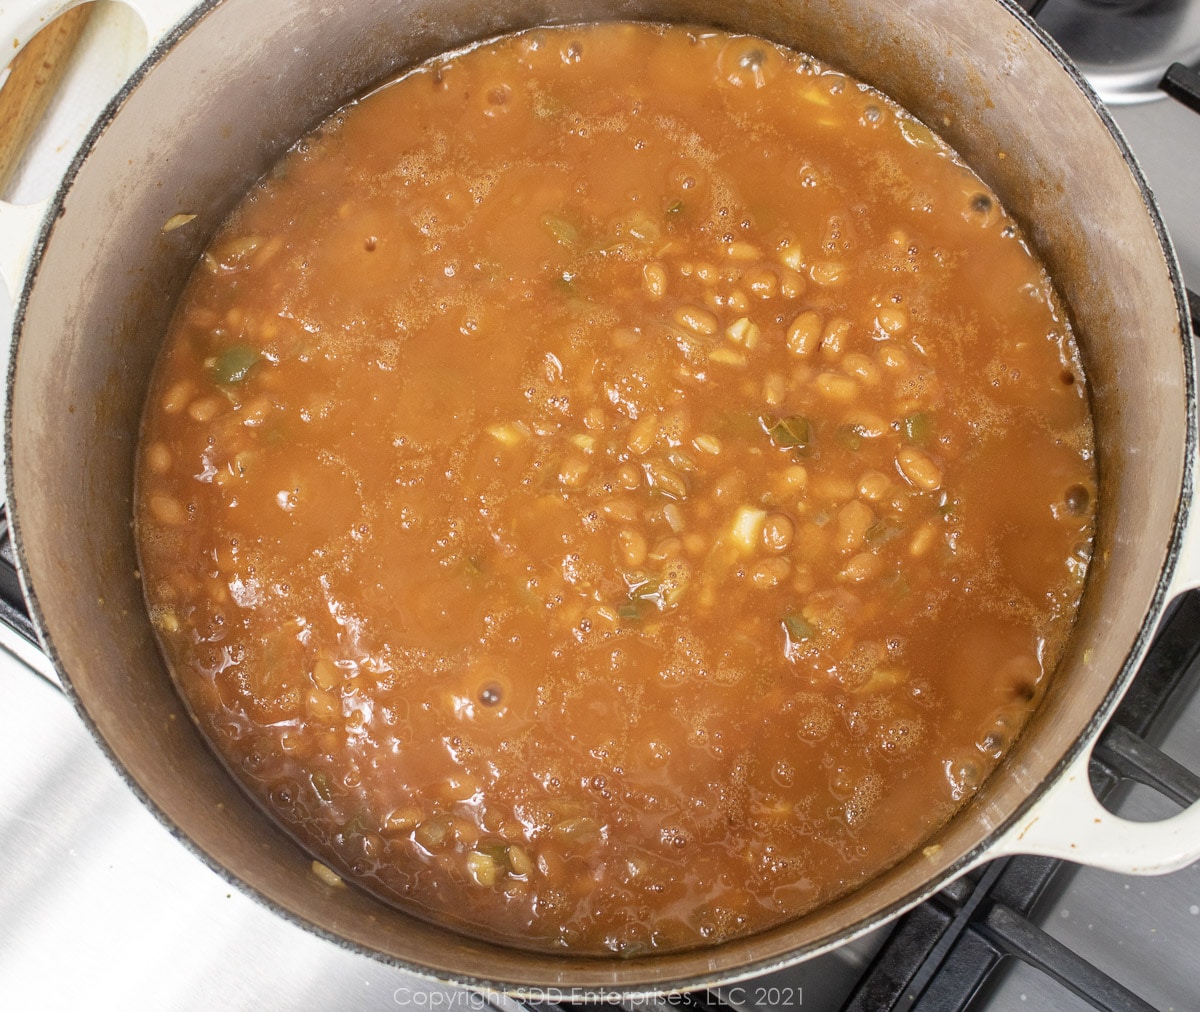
135, 23, 1097, 955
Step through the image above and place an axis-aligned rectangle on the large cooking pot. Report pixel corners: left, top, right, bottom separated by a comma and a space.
2, 0, 1199, 994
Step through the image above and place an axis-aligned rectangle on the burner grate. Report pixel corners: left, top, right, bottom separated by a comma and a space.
0, 507, 40, 654
1162, 61, 1200, 112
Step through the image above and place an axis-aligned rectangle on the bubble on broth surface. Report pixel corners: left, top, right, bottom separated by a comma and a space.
873, 709, 925, 759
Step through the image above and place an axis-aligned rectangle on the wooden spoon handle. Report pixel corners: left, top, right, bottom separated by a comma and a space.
0, 3, 95, 192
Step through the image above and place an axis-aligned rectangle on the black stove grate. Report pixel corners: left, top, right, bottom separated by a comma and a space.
0, 507, 39, 652
1162, 61, 1200, 114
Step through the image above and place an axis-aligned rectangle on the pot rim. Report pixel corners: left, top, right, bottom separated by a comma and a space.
4, 0, 1196, 994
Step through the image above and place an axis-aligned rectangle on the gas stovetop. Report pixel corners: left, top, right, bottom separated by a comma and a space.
1, 3, 1198, 1010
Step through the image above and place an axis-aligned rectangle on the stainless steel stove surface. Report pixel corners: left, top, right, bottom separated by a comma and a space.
1, 4, 1198, 1010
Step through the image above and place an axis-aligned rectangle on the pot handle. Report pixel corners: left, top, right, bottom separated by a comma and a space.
1171, 510, 1200, 598
0, 0, 198, 306
1002, 292, 1200, 875
0, 200, 47, 311
990, 732, 1200, 874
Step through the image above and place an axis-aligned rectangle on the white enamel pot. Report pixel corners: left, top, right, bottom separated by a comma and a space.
1, 0, 1198, 995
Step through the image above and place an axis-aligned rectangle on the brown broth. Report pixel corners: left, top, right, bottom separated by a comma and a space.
134, 23, 1096, 955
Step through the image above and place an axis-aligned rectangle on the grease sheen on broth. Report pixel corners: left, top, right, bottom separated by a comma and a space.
135, 23, 1097, 955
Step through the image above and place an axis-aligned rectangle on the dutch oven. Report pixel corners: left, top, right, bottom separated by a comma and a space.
1, 0, 1198, 995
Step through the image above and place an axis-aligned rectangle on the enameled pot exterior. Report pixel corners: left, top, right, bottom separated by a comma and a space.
2, 0, 1197, 994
